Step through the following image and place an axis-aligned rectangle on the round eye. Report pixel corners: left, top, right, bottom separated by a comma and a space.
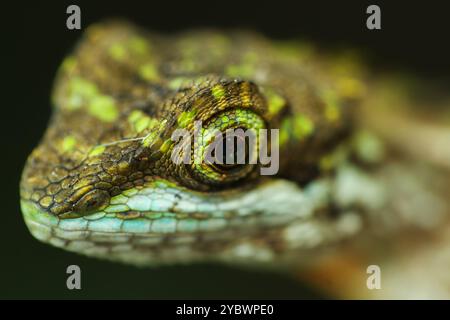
189, 109, 266, 186
73, 189, 110, 214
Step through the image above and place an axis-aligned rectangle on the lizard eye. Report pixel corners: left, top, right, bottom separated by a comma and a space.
188, 109, 266, 186
209, 130, 253, 171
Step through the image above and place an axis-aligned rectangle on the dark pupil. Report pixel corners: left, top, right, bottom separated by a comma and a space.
213, 133, 252, 171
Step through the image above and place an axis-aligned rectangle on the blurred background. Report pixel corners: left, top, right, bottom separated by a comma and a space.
1, 0, 449, 298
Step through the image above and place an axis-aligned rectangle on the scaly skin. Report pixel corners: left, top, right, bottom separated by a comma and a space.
20, 21, 450, 285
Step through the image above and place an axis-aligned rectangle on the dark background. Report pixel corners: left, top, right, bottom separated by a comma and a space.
1, 0, 449, 299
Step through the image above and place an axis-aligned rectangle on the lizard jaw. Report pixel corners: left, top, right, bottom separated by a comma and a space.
21, 177, 339, 265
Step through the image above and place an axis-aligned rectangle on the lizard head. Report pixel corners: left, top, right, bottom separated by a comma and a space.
20, 22, 371, 266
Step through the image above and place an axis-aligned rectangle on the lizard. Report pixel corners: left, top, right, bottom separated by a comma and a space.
20, 21, 450, 298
